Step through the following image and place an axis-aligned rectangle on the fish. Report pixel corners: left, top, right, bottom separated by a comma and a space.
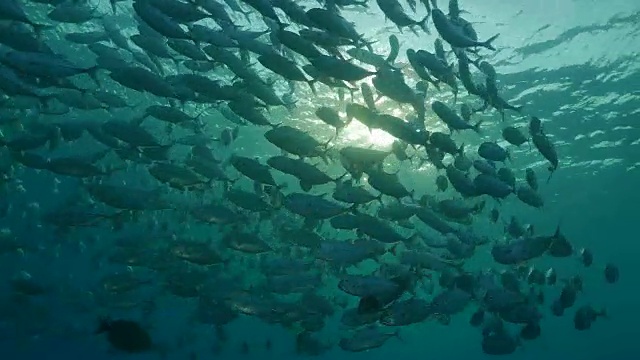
432, 101, 482, 132
96, 318, 153, 353
339, 325, 400, 352
431, 9, 500, 50
531, 131, 559, 182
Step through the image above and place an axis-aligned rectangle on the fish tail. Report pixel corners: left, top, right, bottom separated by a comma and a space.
409, 188, 417, 201
284, 97, 298, 112
473, 102, 489, 113
362, 37, 378, 52
526, 224, 535, 236
31, 23, 54, 37
430, 79, 441, 91
546, 166, 556, 183
452, 260, 466, 271
38, 95, 55, 112
334, 124, 344, 138
553, 221, 562, 239
85, 65, 101, 87
109, 0, 118, 14
598, 307, 609, 319
334, 171, 350, 182
457, 143, 465, 156
96, 317, 111, 334
482, 34, 500, 51
348, 203, 360, 215
242, 11, 252, 23
107, 163, 128, 175
308, 80, 318, 96
322, 135, 334, 150
388, 243, 399, 256
276, 19, 289, 30
347, 86, 358, 103
193, 107, 209, 122
131, 114, 148, 126
320, 152, 331, 167
472, 120, 484, 134
419, 15, 431, 34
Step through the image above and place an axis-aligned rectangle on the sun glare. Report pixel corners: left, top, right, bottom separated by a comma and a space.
340, 120, 396, 148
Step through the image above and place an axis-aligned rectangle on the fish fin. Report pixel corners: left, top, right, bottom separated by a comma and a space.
394, 329, 405, 342
300, 181, 312, 192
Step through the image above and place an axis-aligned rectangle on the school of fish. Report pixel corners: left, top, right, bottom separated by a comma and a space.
0, 0, 621, 357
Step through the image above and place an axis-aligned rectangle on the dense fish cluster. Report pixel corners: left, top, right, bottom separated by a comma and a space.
0, 0, 622, 357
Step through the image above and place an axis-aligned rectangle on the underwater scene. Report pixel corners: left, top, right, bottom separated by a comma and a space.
0, 0, 638, 359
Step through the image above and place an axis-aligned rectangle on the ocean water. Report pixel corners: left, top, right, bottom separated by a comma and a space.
0, 0, 639, 359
